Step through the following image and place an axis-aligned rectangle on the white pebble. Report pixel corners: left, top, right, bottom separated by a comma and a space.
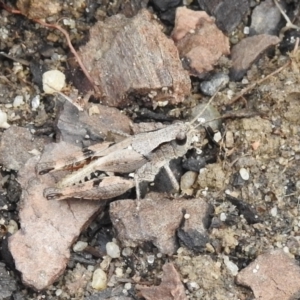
55, 289, 63, 296
243, 26, 250, 35
106, 241, 120, 258
73, 241, 88, 252
184, 213, 190, 219
92, 268, 107, 290
124, 282, 132, 290
147, 255, 155, 264
115, 267, 123, 277
7, 219, 18, 234
31, 95, 40, 110
239, 168, 250, 180
180, 171, 198, 190
270, 206, 277, 217
122, 247, 133, 257
43, 70, 66, 94
220, 213, 227, 221
0, 110, 10, 128
13, 95, 24, 107
223, 255, 239, 276
213, 131, 222, 143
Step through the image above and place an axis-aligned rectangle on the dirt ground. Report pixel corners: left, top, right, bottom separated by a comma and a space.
1, 0, 300, 299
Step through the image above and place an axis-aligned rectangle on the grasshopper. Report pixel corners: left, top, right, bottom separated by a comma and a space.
37, 93, 218, 201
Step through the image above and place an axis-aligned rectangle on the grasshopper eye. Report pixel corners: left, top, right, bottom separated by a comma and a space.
175, 132, 187, 145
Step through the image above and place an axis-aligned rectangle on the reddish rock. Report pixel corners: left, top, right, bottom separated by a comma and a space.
79, 9, 190, 107
139, 263, 187, 300
9, 142, 103, 290
0, 126, 49, 171
236, 249, 300, 300
230, 34, 280, 81
171, 7, 230, 77
110, 193, 212, 255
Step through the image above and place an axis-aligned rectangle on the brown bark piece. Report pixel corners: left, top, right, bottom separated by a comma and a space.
109, 193, 212, 255
79, 9, 191, 107
171, 7, 230, 77
230, 34, 280, 81
9, 142, 103, 291
16, 0, 61, 19
139, 263, 187, 300
236, 249, 300, 300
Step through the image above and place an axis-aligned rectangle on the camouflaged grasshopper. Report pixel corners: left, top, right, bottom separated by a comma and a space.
37, 93, 218, 201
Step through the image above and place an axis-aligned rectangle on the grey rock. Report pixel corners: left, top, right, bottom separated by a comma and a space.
189, 103, 222, 131
250, 0, 282, 36
200, 73, 229, 96
197, 0, 250, 34
0, 262, 17, 300
151, 0, 181, 11
56, 101, 132, 146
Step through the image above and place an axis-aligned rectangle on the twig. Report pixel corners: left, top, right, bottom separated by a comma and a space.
227, 61, 290, 106
33, 19, 99, 94
0, 51, 30, 66
0, 2, 99, 94
274, 0, 300, 31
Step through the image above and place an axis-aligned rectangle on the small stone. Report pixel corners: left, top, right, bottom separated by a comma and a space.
147, 255, 155, 264
220, 213, 227, 221
151, 0, 181, 11
250, 0, 282, 36
243, 26, 250, 35
180, 171, 198, 190
213, 131, 222, 143
122, 247, 133, 257
0, 110, 10, 129
124, 282, 132, 290
186, 281, 200, 291
73, 241, 88, 252
42, 70, 66, 94
200, 73, 229, 96
7, 220, 18, 234
100, 256, 112, 271
91, 268, 107, 290
223, 255, 239, 276
115, 267, 123, 277
31, 95, 40, 110
184, 213, 190, 219
239, 168, 250, 181
270, 206, 277, 217
189, 103, 221, 131
197, 0, 250, 34
225, 131, 234, 148
13, 95, 24, 107
106, 241, 120, 258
